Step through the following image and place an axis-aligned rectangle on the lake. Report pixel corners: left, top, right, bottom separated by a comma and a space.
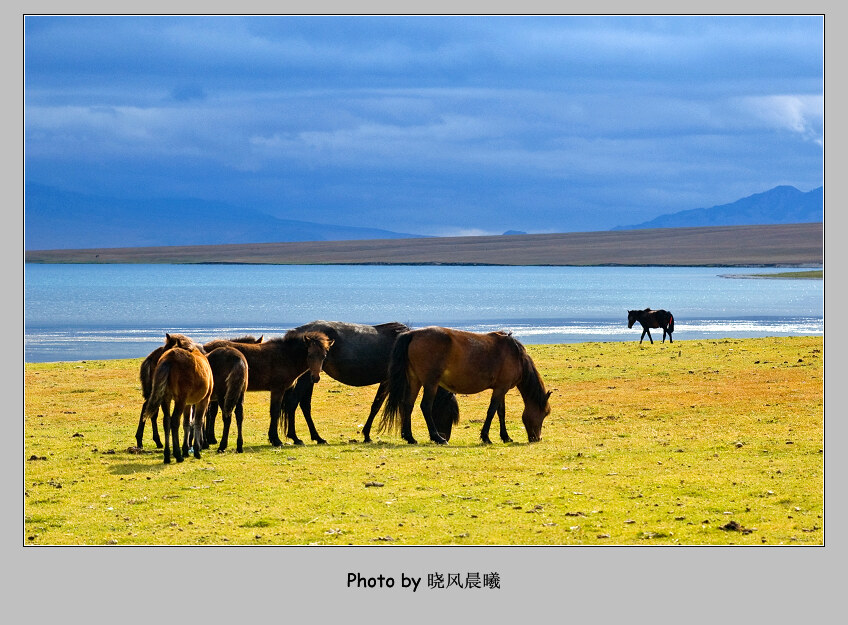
24, 264, 823, 363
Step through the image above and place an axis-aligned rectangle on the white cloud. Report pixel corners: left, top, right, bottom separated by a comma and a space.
739, 95, 823, 145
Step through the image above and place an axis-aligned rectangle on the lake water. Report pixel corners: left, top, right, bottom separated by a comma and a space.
24, 264, 823, 363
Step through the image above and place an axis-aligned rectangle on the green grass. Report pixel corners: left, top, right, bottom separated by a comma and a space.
24, 337, 823, 545
750, 270, 822, 279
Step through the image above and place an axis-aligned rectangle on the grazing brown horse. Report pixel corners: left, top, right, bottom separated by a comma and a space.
380, 327, 552, 444
627, 309, 675, 344
143, 334, 214, 464
205, 346, 249, 453
135, 335, 262, 449
204, 330, 334, 447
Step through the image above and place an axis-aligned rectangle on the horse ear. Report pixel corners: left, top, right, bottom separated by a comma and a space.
328, 339, 335, 347
257, 335, 263, 343
546, 390, 553, 400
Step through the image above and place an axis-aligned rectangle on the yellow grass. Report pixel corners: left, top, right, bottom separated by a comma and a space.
23, 337, 823, 545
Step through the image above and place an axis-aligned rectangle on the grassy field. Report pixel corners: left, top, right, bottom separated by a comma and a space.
23, 336, 823, 546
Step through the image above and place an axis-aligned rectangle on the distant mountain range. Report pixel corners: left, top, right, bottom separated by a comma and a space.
24, 184, 424, 250
25, 182, 823, 250
613, 185, 822, 230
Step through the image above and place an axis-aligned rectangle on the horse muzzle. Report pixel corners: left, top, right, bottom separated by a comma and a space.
311, 373, 321, 383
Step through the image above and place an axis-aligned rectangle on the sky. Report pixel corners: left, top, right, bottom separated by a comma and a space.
24, 15, 824, 236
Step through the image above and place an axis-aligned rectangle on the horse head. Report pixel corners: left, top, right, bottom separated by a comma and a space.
627, 310, 638, 328
303, 332, 334, 383
164, 333, 203, 352
522, 390, 551, 443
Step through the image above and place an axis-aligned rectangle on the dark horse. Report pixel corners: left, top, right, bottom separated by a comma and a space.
203, 330, 334, 447
205, 346, 249, 453
135, 335, 262, 449
627, 309, 675, 344
281, 321, 460, 444
143, 334, 214, 464
380, 327, 552, 444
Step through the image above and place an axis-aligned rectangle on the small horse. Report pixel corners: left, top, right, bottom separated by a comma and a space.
380, 327, 552, 444
143, 334, 214, 464
135, 335, 262, 449
282, 321, 460, 444
627, 309, 675, 344
205, 346, 249, 453
204, 330, 334, 447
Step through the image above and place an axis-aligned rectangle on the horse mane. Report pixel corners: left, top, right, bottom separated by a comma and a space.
508, 336, 548, 410
228, 335, 263, 344
374, 321, 410, 334
280, 329, 333, 349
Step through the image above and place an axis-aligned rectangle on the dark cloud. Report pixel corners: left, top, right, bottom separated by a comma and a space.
24, 15, 823, 235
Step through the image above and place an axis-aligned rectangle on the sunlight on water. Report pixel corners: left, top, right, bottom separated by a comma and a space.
24, 264, 823, 362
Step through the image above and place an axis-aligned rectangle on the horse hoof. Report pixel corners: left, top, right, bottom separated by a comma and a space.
216, 448, 226, 454
236, 448, 243, 453
293, 439, 305, 446
316, 439, 328, 445
502, 437, 513, 444
176, 456, 184, 463
433, 437, 448, 445
481, 438, 492, 445
194, 451, 201, 459
270, 440, 283, 448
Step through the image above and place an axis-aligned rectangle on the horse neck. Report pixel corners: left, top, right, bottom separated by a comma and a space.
515, 354, 546, 410
275, 336, 310, 368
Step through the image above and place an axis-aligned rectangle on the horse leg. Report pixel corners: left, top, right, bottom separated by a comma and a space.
150, 408, 163, 448
268, 390, 285, 447
645, 328, 653, 344
135, 401, 148, 448
170, 401, 185, 463
362, 381, 389, 443
298, 379, 326, 445
193, 399, 209, 459
419, 385, 447, 445
497, 396, 512, 443
282, 387, 301, 446
234, 399, 244, 453
218, 408, 231, 453
161, 404, 171, 464
205, 400, 219, 446
181, 406, 192, 457
480, 391, 506, 444
401, 379, 422, 444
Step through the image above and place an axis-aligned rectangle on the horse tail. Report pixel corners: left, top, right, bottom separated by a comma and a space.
379, 332, 414, 434
144, 359, 171, 422
223, 361, 247, 417
667, 313, 675, 333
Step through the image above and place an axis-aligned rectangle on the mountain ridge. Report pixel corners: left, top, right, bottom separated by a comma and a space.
613, 185, 823, 230
24, 183, 424, 250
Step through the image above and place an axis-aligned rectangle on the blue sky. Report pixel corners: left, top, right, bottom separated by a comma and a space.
24, 15, 823, 236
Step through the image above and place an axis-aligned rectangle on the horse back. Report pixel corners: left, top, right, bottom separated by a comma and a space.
158, 347, 213, 404
408, 327, 519, 393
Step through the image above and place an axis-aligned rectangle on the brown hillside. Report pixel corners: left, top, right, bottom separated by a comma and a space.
24, 223, 823, 266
